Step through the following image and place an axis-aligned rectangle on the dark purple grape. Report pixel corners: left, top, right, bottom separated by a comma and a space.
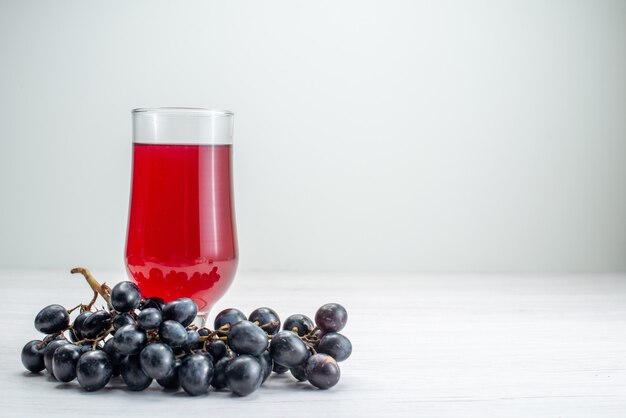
21, 340, 46, 373
159, 320, 187, 348
70, 311, 92, 341
44, 339, 70, 376
184, 330, 200, 350
249, 307, 281, 335
211, 356, 229, 389
178, 353, 213, 396
140, 343, 175, 380
269, 330, 309, 368
318, 332, 352, 362
110, 281, 142, 312
283, 314, 314, 336
157, 359, 181, 390
121, 355, 152, 391
225, 355, 263, 396
113, 324, 147, 355
162, 298, 197, 327
76, 350, 113, 391
137, 308, 162, 330
213, 308, 246, 329
140, 297, 165, 311
258, 350, 272, 383
315, 303, 348, 333
52, 344, 82, 382
103, 338, 125, 376
290, 363, 308, 382
305, 353, 340, 389
34, 304, 70, 334
208, 339, 227, 361
112, 313, 136, 331
228, 320, 268, 356
198, 327, 211, 337
272, 362, 289, 374
81, 310, 112, 339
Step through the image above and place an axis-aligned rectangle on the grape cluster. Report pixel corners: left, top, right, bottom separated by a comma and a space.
21, 268, 352, 396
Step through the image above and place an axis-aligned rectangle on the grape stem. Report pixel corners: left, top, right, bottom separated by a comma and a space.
71, 267, 112, 309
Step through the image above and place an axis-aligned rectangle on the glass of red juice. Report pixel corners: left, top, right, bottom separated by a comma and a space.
125, 108, 237, 325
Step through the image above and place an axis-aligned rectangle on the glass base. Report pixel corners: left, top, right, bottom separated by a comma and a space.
193, 312, 208, 328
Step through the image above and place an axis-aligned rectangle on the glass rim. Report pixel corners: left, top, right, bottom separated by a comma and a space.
132, 107, 233, 116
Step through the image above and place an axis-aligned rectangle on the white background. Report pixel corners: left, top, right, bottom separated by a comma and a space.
0, 0, 624, 273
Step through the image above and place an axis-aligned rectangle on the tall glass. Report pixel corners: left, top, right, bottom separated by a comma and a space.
125, 108, 237, 324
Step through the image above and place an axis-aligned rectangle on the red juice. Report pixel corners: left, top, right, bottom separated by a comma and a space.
125, 143, 238, 313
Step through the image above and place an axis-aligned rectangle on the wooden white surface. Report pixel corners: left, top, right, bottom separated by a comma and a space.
1, 270, 625, 417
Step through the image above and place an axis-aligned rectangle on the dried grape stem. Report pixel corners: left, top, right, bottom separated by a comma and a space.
71, 267, 112, 308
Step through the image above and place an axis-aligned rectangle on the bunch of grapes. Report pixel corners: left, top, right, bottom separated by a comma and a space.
20, 268, 352, 396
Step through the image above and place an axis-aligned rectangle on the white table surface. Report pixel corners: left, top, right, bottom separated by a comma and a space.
1, 270, 625, 417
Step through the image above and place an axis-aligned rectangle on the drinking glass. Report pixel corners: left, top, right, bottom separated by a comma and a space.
125, 108, 238, 324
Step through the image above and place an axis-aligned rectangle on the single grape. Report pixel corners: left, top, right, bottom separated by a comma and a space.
81, 310, 112, 339
225, 355, 263, 396
159, 320, 187, 348
258, 350, 272, 383
197, 327, 211, 337
140, 297, 165, 311
269, 330, 310, 368
290, 363, 308, 382
52, 344, 82, 382
34, 304, 70, 334
249, 307, 281, 335
272, 362, 289, 374
283, 314, 314, 336
103, 338, 125, 377
210, 356, 229, 389
112, 312, 136, 331
178, 353, 214, 396
162, 298, 197, 327
213, 308, 246, 329
140, 343, 175, 380
157, 359, 181, 390
137, 308, 162, 330
208, 339, 227, 361
113, 324, 147, 355
21, 340, 46, 373
228, 320, 269, 356
70, 311, 92, 341
315, 303, 348, 333
305, 353, 340, 389
76, 350, 113, 391
121, 354, 152, 391
44, 339, 70, 376
110, 281, 142, 312
318, 332, 352, 362
184, 330, 200, 350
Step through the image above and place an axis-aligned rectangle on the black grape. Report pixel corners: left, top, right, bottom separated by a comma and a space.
81, 310, 112, 339
162, 298, 197, 327
228, 320, 268, 356
213, 308, 246, 329
44, 339, 70, 377
269, 331, 309, 368
76, 350, 113, 391
249, 307, 281, 335
282, 314, 314, 336
137, 308, 162, 330
305, 354, 340, 389
110, 281, 142, 312
121, 355, 152, 391
21, 340, 46, 373
52, 344, 82, 382
140, 343, 175, 380
113, 324, 147, 355
159, 320, 187, 348
34, 304, 70, 334
225, 355, 263, 396
178, 353, 213, 396
315, 303, 348, 333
